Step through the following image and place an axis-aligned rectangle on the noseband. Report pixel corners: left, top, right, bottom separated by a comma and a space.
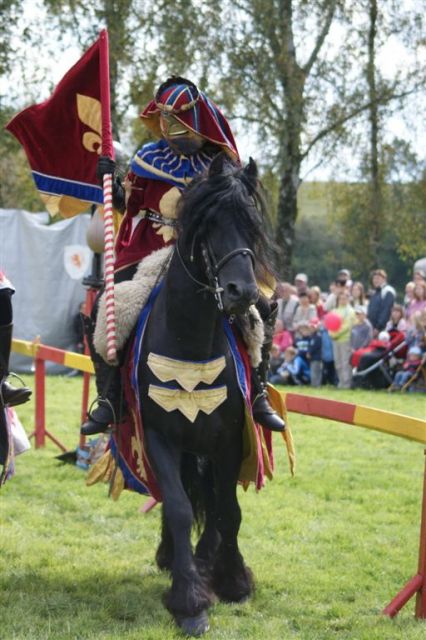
175, 238, 255, 312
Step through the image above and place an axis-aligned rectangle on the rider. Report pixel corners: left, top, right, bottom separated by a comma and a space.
0, 273, 32, 408
81, 76, 284, 436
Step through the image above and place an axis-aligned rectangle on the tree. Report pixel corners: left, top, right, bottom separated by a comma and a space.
0, 106, 41, 210
0, 0, 20, 76
329, 139, 426, 291
366, 0, 383, 267
328, 0, 426, 282
1, 0, 425, 275
146, 0, 425, 277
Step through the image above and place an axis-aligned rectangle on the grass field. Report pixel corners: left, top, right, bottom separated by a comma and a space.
1, 375, 425, 639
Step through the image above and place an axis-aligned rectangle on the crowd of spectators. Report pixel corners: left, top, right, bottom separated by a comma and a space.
269, 267, 426, 392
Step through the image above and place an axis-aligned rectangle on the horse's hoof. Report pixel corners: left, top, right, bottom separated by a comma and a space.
237, 594, 250, 604
176, 611, 210, 636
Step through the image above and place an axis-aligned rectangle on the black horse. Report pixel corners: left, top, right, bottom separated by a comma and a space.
138, 153, 275, 635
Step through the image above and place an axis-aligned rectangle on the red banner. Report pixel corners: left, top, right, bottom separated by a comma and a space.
6, 35, 107, 217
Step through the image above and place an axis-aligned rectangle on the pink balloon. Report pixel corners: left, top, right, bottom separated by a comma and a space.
324, 312, 342, 332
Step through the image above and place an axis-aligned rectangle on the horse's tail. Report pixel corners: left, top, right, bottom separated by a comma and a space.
181, 452, 211, 532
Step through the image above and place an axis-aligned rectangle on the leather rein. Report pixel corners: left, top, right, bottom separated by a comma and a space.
175, 238, 255, 312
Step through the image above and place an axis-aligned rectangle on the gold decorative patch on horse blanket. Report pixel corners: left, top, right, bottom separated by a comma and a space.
148, 385, 227, 422
147, 353, 226, 392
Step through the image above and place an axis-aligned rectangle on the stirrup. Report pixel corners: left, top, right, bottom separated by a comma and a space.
80, 398, 116, 436
1, 373, 32, 408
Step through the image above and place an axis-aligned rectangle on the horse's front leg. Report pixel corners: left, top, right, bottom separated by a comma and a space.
212, 439, 254, 603
145, 429, 213, 636
194, 458, 221, 573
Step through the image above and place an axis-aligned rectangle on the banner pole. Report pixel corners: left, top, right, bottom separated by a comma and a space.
99, 29, 117, 364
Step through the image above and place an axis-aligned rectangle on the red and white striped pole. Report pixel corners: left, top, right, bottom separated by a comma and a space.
99, 29, 117, 364
102, 173, 117, 363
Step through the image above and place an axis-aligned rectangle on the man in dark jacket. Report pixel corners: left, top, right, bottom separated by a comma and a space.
367, 269, 395, 337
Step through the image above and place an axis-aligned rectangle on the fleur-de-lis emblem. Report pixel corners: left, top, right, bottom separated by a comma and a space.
76, 94, 102, 154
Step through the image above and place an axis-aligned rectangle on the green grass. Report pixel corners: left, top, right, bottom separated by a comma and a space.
1, 376, 425, 639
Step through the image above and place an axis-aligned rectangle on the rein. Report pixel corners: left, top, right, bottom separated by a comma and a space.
175, 238, 255, 312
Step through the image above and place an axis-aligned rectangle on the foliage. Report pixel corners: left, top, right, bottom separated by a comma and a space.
1, 376, 426, 639
385, 140, 426, 263
328, 140, 426, 289
0, 0, 20, 76
0, 1, 425, 278
293, 214, 345, 289
0, 106, 42, 211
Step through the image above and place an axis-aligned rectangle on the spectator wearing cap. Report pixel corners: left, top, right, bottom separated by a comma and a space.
367, 269, 396, 337
307, 318, 323, 387
351, 305, 373, 351
324, 276, 349, 312
275, 281, 299, 333
294, 273, 309, 295
337, 268, 352, 288
293, 291, 318, 337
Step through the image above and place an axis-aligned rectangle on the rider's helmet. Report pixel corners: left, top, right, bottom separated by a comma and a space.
140, 76, 239, 161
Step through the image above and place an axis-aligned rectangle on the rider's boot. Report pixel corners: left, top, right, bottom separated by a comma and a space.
0, 323, 32, 408
252, 302, 286, 432
80, 315, 123, 437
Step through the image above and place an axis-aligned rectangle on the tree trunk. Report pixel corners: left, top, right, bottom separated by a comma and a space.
367, 0, 382, 268
273, 0, 305, 279
275, 164, 301, 279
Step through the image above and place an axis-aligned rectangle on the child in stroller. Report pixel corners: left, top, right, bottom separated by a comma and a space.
352, 329, 407, 389
389, 346, 425, 391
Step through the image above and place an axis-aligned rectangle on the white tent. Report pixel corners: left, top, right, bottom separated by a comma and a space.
0, 209, 93, 373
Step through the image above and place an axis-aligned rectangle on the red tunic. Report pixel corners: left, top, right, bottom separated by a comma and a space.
114, 172, 180, 273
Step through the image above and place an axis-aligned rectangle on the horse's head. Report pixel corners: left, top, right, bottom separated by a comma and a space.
177, 153, 275, 315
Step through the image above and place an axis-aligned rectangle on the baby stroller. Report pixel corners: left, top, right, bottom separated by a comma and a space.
352, 331, 407, 390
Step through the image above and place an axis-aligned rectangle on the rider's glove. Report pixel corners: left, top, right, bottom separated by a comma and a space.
96, 156, 116, 185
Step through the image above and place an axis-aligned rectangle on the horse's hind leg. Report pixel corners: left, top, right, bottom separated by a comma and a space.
145, 429, 213, 636
212, 445, 254, 603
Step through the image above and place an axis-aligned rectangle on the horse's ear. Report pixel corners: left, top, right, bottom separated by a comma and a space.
208, 152, 227, 177
244, 157, 258, 180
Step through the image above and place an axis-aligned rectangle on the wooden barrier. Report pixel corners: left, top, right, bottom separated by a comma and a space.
281, 392, 426, 445
12, 338, 94, 451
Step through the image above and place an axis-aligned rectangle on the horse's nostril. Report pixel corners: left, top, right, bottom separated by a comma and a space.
226, 282, 242, 299
226, 283, 259, 305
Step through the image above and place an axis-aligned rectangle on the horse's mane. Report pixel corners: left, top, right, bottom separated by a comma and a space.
176, 157, 277, 281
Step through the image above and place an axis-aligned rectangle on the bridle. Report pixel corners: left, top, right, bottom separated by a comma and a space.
175, 236, 255, 312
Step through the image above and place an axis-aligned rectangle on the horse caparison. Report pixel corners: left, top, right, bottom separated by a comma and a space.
139, 153, 275, 636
